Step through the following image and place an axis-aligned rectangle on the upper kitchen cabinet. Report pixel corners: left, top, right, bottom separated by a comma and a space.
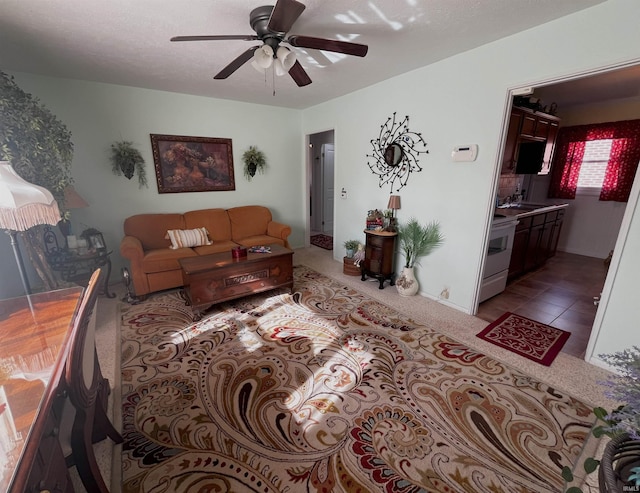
500, 106, 560, 175
501, 108, 524, 174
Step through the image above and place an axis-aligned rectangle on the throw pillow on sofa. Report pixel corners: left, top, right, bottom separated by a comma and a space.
166, 227, 212, 249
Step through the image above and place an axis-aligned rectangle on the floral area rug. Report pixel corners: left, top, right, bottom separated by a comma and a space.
310, 234, 333, 250
477, 312, 571, 366
120, 266, 596, 492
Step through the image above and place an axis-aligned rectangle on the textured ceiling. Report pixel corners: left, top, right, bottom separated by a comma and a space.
0, 0, 606, 109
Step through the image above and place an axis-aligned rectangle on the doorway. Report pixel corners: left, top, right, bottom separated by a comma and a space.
479, 62, 640, 359
308, 130, 335, 241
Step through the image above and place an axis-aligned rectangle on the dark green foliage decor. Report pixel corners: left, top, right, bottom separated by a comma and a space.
0, 71, 73, 209
109, 141, 148, 188
242, 146, 267, 180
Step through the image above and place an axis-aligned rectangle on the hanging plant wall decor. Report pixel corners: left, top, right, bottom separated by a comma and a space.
242, 145, 267, 180
366, 112, 429, 192
109, 140, 148, 188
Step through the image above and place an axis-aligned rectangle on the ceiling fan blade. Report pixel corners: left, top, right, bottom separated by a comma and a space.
171, 35, 259, 42
288, 60, 312, 87
287, 35, 368, 57
214, 46, 260, 79
268, 0, 306, 34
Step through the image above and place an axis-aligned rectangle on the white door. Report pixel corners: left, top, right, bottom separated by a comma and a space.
321, 144, 334, 234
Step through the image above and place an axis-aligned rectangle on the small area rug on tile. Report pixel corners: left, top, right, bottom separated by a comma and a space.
477, 311, 570, 366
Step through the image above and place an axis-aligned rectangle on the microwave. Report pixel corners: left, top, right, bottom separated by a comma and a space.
515, 140, 546, 174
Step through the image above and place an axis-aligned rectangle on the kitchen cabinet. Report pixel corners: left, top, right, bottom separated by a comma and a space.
500, 106, 561, 175
501, 108, 524, 174
523, 213, 546, 272
506, 206, 566, 281
361, 230, 397, 289
508, 216, 531, 282
546, 209, 564, 259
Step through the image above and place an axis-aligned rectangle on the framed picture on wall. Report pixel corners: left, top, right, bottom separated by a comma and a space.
150, 134, 235, 193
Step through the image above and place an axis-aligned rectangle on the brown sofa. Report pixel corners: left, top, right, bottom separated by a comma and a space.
120, 205, 291, 297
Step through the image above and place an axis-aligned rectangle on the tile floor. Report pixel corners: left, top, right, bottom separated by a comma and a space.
476, 251, 609, 359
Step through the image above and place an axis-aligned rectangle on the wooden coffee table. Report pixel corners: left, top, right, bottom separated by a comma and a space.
179, 244, 294, 319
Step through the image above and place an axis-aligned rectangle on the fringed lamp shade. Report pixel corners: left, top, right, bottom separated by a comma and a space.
0, 163, 61, 232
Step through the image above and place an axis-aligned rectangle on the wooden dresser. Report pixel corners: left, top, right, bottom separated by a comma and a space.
0, 287, 83, 493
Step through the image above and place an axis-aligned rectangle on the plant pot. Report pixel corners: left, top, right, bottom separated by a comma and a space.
343, 257, 360, 276
248, 162, 257, 177
599, 433, 640, 492
396, 266, 419, 296
346, 249, 355, 258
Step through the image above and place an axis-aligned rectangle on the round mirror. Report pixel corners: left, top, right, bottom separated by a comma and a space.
384, 143, 403, 167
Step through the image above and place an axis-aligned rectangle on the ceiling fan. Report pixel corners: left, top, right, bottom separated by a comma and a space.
171, 0, 368, 87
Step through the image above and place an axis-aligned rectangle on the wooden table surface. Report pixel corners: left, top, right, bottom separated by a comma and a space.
0, 287, 82, 492
179, 244, 292, 273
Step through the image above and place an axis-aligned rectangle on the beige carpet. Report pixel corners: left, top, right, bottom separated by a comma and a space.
90, 246, 617, 492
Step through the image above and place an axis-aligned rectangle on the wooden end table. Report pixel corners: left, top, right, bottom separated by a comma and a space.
179, 244, 294, 320
361, 230, 397, 289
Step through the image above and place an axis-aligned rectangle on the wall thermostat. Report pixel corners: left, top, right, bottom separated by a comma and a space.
452, 144, 478, 162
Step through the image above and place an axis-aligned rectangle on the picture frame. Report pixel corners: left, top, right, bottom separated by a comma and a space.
89, 233, 106, 251
150, 134, 235, 193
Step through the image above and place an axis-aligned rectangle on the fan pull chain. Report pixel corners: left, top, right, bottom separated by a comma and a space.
272, 66, 276, 96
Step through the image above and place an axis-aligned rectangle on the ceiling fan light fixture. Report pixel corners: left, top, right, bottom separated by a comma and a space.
251, 44, 274, 72
275, 46, 296, 76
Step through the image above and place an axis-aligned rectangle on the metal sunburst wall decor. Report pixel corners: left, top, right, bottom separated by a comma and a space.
366, 112, 429, 192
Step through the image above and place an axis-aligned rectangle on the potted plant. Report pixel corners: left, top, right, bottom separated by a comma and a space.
563, 347, 640, 492
343, 239, 360, 258
109, 141, 147, 188
395, 218, 444, 296
242, 146, 267, 180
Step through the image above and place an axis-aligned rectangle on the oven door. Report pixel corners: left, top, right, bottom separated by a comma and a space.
484, 220, 518, 278
479, 219, 518, 303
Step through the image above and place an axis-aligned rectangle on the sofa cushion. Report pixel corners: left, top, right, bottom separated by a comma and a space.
228, 206, 272, 243
236, 235, 286, 248
184, 209, 232, 242
166, 227, 212, 249
141, 247, 198, 274
124, 214, 185, 250
193, 240, 239, 256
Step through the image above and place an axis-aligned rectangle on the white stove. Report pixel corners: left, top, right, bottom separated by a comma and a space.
479, 215, 519, 303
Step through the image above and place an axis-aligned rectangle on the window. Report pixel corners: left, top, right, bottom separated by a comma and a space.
576, 139, 613, 190
548, 119, 640, 202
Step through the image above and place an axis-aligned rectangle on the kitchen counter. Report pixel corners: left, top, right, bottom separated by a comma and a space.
494, 202, 568, 220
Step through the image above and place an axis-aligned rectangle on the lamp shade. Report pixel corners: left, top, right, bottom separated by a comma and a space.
274, 46, 296, 76
63, 185, 89, 209
251, 44, 274, 72
0, 162, 61, 231
387, 195, 401, 211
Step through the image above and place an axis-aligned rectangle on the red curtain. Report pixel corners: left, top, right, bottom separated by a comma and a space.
548, 119, 640, 202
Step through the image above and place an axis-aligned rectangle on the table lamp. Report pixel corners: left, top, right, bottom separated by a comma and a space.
387, 195, 401, 231
0, 162, 61, 297
58, 185, 89, 245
